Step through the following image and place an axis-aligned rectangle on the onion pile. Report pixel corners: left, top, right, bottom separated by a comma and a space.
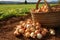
14, 19, 49, 39
30, 5, 60, 13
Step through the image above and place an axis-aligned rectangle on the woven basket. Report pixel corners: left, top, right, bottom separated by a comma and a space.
30, 0, 60, 27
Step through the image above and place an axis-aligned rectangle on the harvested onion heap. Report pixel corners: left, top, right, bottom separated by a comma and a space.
14, 19, 55, 39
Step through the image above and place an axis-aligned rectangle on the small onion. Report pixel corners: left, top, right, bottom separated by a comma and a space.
14, 30, 20, 36
35, 26, 40, 30
30, 27, 35, 32
25, 32, 30, 37
35, 10, 38, 13
15, 27, 19, 32
30, 32, 36, 38
19, 21, 24, 25
25, 29, 30, 32
37, 33, 42, 39
42, 9, 45, 12
27, 21, 30, 24
36, 22, 40, 26
43, 28, 48, 33
44, 5, 47, 9
35, 30, 40, 34
41, 6, 43, 9
18, 28, 24, 34
25, 24, 32, 29
32, 23, 35, 26
26, 19, 32, 24
21, 22, 25, 27
45, 9, 48, 12
38, 8, 41, 12
35, 9, 39, 13
49, 29, 55, 35
16, 25, 22, 29
41, 31, 47, 36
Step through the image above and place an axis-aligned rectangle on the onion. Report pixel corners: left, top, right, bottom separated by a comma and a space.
42, 9, 45, 12
32, 23, 35, 26
30, 27, 35, 32
44, 5, 47, 9
25, 32, 30, 37
35, 30, 40, 34
35, 8, 41, 13
43, 28, 48, 33
41, 31, 47, 36
41, 28, 48, 36
45, 9, 48, 12
49, 29, 55, 35
19, 21, 24, 25
16, 25, 22, 29
27, 19, 32, 24
18, 28, 24, 34
36, 22, 40, 26
21, 22, 25, 27
25, 24, 32, 29
35, 10, 38, 13
14, 30, 20, 36
35, 26, 40, 30
25, 29, 30, 33
37, 33, 42, 39
30, 32, 36, 38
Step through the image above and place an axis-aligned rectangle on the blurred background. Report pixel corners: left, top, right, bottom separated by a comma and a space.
0, 0, 59, 4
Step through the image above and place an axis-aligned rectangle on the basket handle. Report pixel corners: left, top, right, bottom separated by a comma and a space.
36, 0, 52, 11
36, 0, 41, 9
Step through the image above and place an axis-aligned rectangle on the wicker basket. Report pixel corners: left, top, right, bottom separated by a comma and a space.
32, 11, 60, 27
30, 0, 60, 27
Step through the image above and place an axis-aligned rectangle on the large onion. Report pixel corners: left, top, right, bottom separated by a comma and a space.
37, 33, 42, 39
30, 32, 36, 38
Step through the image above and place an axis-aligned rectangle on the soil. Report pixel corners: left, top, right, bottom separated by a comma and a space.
0, 16, 60, 40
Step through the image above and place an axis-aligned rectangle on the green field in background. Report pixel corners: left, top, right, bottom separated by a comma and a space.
0, 4, 56, 20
